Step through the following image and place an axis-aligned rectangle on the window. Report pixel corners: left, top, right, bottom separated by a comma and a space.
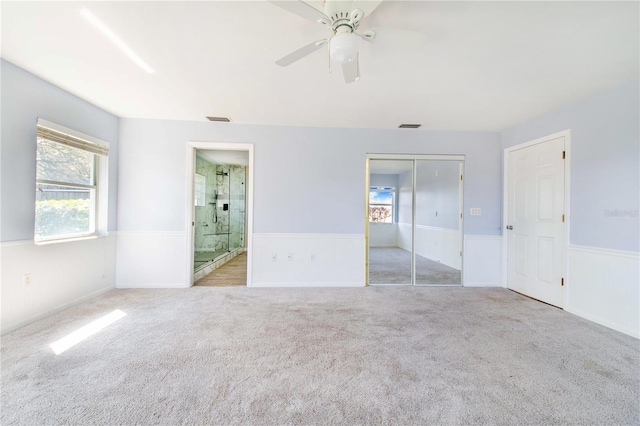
35, 119, 109, 243
194, 173, 206, 207
369, 186, 395, 223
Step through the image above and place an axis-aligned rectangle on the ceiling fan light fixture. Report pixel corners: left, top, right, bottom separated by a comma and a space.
330, 32, 359, 64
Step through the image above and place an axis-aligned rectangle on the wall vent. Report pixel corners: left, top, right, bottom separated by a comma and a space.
206, 116, 231, 122
398, 124, 421, 129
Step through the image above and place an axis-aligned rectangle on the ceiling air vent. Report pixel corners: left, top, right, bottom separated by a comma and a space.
206, 116, 231, 122
399, 124, 421, 129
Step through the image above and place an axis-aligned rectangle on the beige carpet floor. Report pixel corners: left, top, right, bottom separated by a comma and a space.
1, 287, 638, 425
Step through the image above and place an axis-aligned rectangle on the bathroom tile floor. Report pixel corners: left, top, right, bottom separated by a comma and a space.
195, 252, 247, 287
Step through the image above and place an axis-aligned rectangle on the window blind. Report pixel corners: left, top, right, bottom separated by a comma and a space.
37, 125, 109, 156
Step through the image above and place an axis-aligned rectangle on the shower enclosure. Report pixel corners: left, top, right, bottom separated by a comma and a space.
193, 155, 246, 271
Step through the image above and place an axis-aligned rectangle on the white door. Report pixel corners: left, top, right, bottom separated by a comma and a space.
506, 136, 566, 307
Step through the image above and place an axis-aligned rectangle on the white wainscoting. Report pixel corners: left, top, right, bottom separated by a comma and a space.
369, 223, 397, 247
566, 245, 639, 338
1, 234, 117, 334
463, 235, 503, 287
397, 223, 462, 270
116, 231, 187, 288
252, 234, 365, 287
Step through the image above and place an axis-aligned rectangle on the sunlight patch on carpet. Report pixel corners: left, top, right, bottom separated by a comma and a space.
50, 309, 126, 355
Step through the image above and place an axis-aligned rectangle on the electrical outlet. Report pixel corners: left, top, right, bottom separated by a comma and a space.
23, 273, 31, 285
287, 254, 293, 262
310, 254, 315, 262
272, 253, 277, 262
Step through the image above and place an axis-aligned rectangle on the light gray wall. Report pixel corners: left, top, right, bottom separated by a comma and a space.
397, 170, 412, 225
369, 174, 398, 189
415, 161, 461, 230
1, 60, 120, 241
501, 77, 640, 252
118, 120, 502, 236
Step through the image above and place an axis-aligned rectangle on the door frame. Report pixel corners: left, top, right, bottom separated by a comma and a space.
185, 142, 254, 287
366, 153, 466, 286
501, 130, 571, 307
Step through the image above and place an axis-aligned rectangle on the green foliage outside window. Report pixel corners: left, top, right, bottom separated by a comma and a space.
35, 199, 90, 239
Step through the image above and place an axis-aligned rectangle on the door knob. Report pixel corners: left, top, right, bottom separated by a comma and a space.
506, 225, 513, 230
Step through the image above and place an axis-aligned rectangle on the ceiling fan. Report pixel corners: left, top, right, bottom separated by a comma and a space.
270, 0, 385, 83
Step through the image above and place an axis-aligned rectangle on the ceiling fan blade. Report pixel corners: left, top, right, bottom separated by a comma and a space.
351, 0, 383, 19
269, 1, 328, 23
276, 39, 329, 67
342, 56, 359, 83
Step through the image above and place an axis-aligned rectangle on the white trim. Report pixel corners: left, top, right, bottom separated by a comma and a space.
502, 129, 571, 308
564, 306, 638, 339
185, 142, 254, 288
464, 235, 502, 241
367, 153, 465, 161
568, 244, 639, 259
1, 285, 115, 335
398, 223, 460, 234
115, 282, 186, 289
116, 230, 184, 236
565, 243, 639, 338
2, 234, 114, 247
251, 282, 364, 288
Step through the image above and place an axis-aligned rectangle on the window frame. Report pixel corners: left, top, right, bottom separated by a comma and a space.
35, 119, 109, 244
369, 186, 396, 224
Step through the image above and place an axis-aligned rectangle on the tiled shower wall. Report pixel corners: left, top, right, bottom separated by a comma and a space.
194, 156, 245, 254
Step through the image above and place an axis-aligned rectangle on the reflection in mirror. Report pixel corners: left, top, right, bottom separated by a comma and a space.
367, 158, 463, 286
414, 160, 463, 286
368, 160, 413, 285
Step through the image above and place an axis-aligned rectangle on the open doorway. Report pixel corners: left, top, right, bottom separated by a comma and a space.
366, 155, 464, 286
185, 143, 253, 287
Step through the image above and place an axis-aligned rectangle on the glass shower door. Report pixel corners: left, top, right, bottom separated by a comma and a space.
228, 165, 245, 252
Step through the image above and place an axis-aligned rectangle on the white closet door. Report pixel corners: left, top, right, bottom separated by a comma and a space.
506, 136, 566, 307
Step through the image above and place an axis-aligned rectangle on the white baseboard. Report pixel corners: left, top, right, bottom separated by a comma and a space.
251, 233, 365, 287
369, 223, 398, 248
251, 282, 365, 288
116, 282, 188, 289
1, 285, 115, 335
1, 235, 117, 334
463, 235, 503, 287
566, 244, 639, 338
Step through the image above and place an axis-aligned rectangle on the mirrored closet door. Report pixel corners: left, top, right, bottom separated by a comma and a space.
367, 155, 464, 286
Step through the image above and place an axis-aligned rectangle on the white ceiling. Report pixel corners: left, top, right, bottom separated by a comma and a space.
197, 149, 249, 166
1, 1, 638, 131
